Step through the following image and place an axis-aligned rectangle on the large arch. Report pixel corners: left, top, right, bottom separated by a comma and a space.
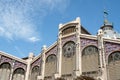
12, 68, 25, 80
0, 62, 11, 80
82, 45, 99, 77
45, 54, 57, 79
62, 41, 76, 79
108, 51, 120, 80
31, 66, 40, 80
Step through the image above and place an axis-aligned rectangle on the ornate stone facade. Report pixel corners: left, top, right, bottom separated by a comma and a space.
0, 17, 120, 80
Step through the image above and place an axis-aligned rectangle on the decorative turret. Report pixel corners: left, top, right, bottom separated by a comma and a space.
99, 10, 120, 39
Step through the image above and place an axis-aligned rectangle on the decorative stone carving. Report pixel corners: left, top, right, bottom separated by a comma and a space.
81, 38, 98, 51
105, 42, 120, 58
62, 41, 76, 58
31, 57, 42, 69
45, 45, 58, 57
62, 35, 76, 46
0, 56, 13, 66
14, 61, 27, 71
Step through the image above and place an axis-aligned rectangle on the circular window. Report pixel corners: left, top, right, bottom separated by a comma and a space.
63, 41, 76, 58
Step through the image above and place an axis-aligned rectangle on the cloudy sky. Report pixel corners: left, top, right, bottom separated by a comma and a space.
0, 0, 120, 58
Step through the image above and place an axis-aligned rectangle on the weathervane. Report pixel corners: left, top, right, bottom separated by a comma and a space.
103, 9, 108, 20
103, 9, 110, 25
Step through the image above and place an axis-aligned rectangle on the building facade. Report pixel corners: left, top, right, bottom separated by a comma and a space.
0, 17, 120, 80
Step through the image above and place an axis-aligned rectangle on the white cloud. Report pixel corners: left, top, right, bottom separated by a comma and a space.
29, 37, 40, 42
0, 0, 69, 42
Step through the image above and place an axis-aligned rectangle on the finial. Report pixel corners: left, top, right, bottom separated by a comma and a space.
29, 52, 34, 59
103, 9, 112, 25
59, 23, 63, 29
76, 17, 80, 22
42, 45, 47, 51
103, 9, 108, 20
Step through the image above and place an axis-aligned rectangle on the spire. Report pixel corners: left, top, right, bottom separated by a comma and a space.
103, 9, 113, 26
104, 9, 108, 20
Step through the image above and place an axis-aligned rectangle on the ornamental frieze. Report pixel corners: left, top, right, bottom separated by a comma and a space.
45, 45, 58, 57
14, 61, 27, 71
31, 57, 42, 69
0, 55, 13, 66
62, 35, 76, 46
104, 42, 120, 57
80, 38, 98, 51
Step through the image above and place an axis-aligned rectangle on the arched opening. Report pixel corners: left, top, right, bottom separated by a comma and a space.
12, 68, 25, 80
82, 45, 99, 77
108, 51, 120, 80
31, 66, 40, 80
0, 62, 11, 80
45, 54, 57, 79
62, 26, 76, 36
62, 41, 76, 79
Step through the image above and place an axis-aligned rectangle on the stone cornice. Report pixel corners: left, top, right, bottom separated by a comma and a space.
0, 51, 27, 64
80, 34, 97, 40
31, 41, 58, 63
104, 38, 120, 44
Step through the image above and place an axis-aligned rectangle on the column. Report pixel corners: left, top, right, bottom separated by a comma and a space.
102, 41, 108, 80
37, 45, 46, 80
74, 17, 82, 78
9, 60, 15, 80
97, 29, 107, 80
98, 29, 104, 68
54, 24, 62, 79
25, 52, 34, 80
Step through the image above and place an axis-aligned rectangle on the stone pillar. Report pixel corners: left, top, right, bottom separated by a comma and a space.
74, 17, 82, 78
97, 29, 107, 80
98, 29, 104, 69
37, 45, 46, 80
54, 24, 62, 79
9, 60, 15, 80
25, 52, 34, 80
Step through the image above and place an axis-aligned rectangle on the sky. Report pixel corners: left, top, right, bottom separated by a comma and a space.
0, 0, 120, 58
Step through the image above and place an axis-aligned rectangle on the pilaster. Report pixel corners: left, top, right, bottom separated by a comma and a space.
54, 24, 62, 79
37, 45, 46, 80
74, 17, 82, 78
9, 60, 15, 80
97, 29, 107, 80
25, 52, 34, 80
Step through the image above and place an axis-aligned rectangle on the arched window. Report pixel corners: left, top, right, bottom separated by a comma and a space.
82, 45, 99, 77
62, 41, 76, 75
0, 63, 11, 80
108, 51, 120, 80
62, 26, 76, 36
12, 68, 25, 80
108, 51, 120, 63
46, 54, 56, 63
62, 41, 76, 58
82, 45, 98, 56
31, 66, 40, 80
45, 54, 57, 77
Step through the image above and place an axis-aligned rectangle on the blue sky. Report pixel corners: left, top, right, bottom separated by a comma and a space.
0, 0, 120, 58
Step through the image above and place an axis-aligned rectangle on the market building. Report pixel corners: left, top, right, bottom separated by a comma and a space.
0, 17, 120, 80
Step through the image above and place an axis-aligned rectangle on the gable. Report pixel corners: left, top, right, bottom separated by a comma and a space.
81, 26, 91, 35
